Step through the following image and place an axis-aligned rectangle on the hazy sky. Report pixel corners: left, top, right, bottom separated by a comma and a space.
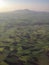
0, 0, 49, 12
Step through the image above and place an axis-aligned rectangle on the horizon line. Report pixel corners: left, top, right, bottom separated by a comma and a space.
0, 9, 49, 13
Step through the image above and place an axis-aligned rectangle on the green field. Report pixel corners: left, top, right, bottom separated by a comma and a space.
0, 10, 49, 65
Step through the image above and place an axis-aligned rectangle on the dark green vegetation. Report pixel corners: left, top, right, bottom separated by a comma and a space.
0, 9, 49, 65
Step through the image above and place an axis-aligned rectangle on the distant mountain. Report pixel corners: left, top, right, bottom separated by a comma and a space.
0, 9, 49, 26
9, 9, 49, 15
0, 9, 49, 14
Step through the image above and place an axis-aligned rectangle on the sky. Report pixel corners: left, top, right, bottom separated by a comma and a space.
0, 0, 49, 12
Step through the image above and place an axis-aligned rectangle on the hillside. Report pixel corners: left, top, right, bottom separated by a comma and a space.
0, 10, 49, 65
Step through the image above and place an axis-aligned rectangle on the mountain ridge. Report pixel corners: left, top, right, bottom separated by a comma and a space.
0, 9, 49, 14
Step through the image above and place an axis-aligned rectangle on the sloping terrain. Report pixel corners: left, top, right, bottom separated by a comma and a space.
0, 10, 49, 65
